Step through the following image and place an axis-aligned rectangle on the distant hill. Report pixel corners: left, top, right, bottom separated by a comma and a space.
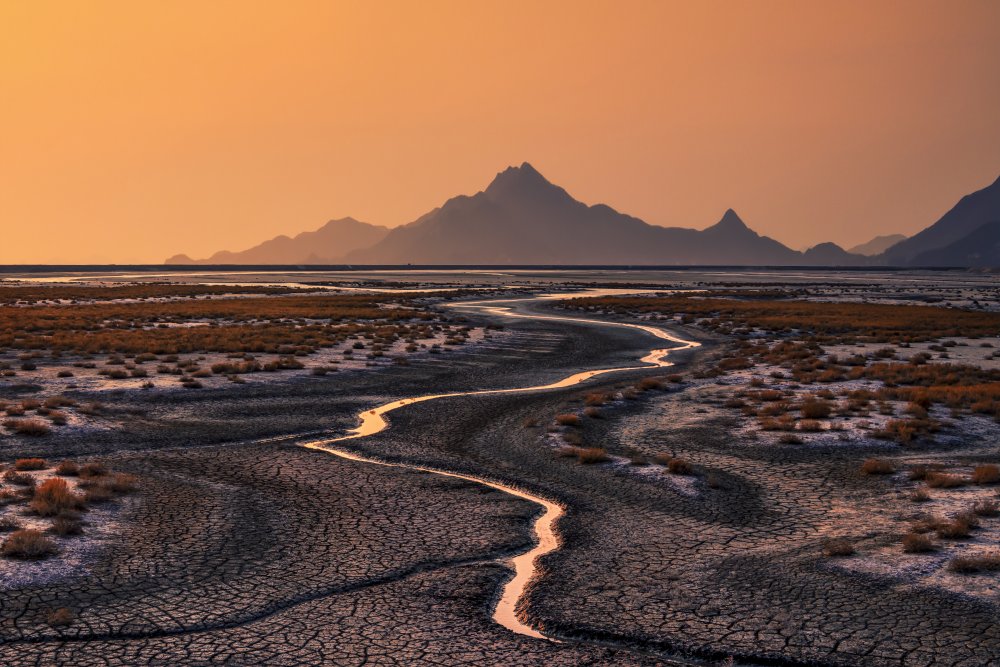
881, 174, 1000, 265
909, 221, 1000, 267
848, 234, 906, 256
346, 163, 822, 265
165, 218, 388, 265
802, 242, 864, 266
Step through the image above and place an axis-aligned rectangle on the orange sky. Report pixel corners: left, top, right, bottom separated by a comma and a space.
2, 1, 999, 263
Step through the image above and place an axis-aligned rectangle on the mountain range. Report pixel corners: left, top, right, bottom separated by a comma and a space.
166, 163, 1000, 267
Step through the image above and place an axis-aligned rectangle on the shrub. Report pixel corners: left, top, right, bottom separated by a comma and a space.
30, 479, 85, 517
937, 517, 973, 539
798, 419, 823, 432
55, 460, 79, 476
78, 462, 108, 479
106, 473, 138, 493
555, 414, 581, 427
583, 407, 603, 419
667, 458, 694, 475
973, 499, 1000, 517
653, 453, 674, 466
6, 420, 50, 436
3, 470, 35, 487
861, 458, 895, 475
778, 433, 803, 444
577, 447, 610, 464
47, 608, 75, 627
926, 472, 967, 489
554, 446, 581, 458
14, 458, 47, 471
910, 487, 931, 503
972, 464, 1000, 485
823, 538, 855, 557
584, 392, 610, 406
0, 517, 21, 532
50, 516, 83, 536
948, 553, 1000, 573
1, 529, 57, 559
636, 378, 662, 391
83, 486, 113, 504
801, 399, 832, 419
902, 532, 936, 553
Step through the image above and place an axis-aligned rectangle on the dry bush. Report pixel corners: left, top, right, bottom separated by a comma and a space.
14, 458, 47, 471
973, 499, 1000, 517
106, 473, 138, 493
910, 487, 931, 503
55, 460, 79, 477
577, 447, 610, 464
653, 453, 674, 466
78, 462, 108, 479
554, 445, 581, 458
972, 464, 1000, 485
43, 396, 76, 409
584, 392, 610, 406
5, 420, 51, 436
1, 529, 57, 559
902, 532, 936, 553
667, 458, 694, 475
46, 607, 75, 627
635, 378, 662, 391
861, 458, 895, 475
82, 485, 113, 504
926, 472, 967, 489
522, 418, 539, 428
30, 478, 85, 517
583, 406, 603, 419
778, 434, 804, 444
948, 553, 1000, 573
798, 419, 823, 432
0, 516, 21, 532
937, 517, 974, 539
801, 399, 832, 419
628, 454, 649, 466
823, 539, 855, 557
555, 414, 581, 427
4, 470, 35, 487
50, 516, 83, 536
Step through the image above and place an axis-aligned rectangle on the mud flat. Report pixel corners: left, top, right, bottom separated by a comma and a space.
2, 282, 999, 665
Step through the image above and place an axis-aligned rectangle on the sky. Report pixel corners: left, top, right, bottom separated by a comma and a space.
2, 1, 999, 263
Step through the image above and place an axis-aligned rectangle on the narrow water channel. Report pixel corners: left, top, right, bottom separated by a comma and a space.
302, 297, 700, 641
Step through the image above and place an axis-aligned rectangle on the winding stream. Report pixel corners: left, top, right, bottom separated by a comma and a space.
302, 296, 700, 641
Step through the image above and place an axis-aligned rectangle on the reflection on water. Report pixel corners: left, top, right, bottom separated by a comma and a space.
303, 297, 699, 640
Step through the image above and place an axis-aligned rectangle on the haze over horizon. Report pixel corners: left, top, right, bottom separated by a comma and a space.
2, 1, 999, 263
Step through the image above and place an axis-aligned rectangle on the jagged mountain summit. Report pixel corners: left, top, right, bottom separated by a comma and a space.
345, 163, 811, 265
166, 218, 388, 265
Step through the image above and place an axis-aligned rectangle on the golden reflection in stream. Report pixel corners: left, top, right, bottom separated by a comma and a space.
302, 297, 700, 641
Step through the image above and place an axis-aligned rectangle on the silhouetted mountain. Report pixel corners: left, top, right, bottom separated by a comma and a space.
802, 242, 863, 266
882, 174, 1000, 265
345, 163, 814, 265
848, 234, 906, 256
909, 221, 1000, 267
166, 218, 388, 265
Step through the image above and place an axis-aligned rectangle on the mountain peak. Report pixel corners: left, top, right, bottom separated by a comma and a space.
707, 208, 750, 233
484, 162, 557, 198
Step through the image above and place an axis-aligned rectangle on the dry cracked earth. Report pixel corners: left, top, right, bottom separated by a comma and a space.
1, 297, 998, 666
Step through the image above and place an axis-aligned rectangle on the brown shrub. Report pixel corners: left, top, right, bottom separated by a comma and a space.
55, 460, 79, 477
554, 446, 581, 458
910, 487, 931, 503
1, 529, 57, 559
577, 447, 610, 464
14, 458, 48, 471
4, 470, 35, 487
937, 517, 973, 539
798, 419, 823, 432
972, 464, 1000, 485
50, 516, 83, 536
667, 458, 694, 475
46, 607, 75, 627
584, 392, 610, 406
948, 553, 1000, 573
635, 377, 662, 391
861, 458, 895, 475
973, 499, 1000, 517
83, 486, 113, 504
30, 479, 85, 517
653, 453, 674, 466
0, 516, 21, 532
555, 414, 581, 427
801, 399, 832, 419
106, 473, 138, 493
583, 407, 604, 419
78, 462, 108, 479
823, 539, 855, 557
778, 433, 804, 444
902, 532, 936, 553
926, 472, 967, 489
6, 419, 51, 436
